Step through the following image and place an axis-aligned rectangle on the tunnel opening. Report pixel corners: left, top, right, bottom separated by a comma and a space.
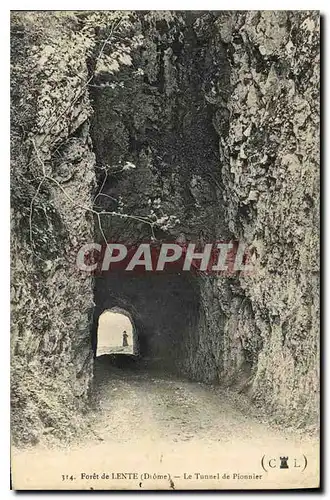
92, 271, 202, 376
93, 306, 140, 375
95, 308, 137, 358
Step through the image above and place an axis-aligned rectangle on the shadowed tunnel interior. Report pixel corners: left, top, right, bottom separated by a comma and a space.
92, 272, 201, 372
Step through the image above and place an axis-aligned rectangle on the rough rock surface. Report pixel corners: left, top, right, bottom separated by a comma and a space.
220, 11, 320, 426
11, 12, 96, 443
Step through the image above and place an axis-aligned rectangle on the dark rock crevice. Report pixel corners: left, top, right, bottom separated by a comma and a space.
89, 12, 254, 388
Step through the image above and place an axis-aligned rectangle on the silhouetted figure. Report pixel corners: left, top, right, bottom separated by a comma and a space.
122, 331, 128, 347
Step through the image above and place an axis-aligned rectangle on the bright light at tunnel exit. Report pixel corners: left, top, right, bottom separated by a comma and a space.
96, 311, 134, 357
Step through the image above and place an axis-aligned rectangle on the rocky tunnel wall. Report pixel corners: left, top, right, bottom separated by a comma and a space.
11, 12, 97, 444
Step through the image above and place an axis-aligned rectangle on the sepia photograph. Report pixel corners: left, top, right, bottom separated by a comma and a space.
10, 9, 320, 490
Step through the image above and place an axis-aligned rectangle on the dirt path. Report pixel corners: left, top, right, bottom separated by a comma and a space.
91, 361, 291, 446
12, 359, 319, 490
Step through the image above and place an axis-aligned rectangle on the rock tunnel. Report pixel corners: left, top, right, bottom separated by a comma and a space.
92, 271, 201, 372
